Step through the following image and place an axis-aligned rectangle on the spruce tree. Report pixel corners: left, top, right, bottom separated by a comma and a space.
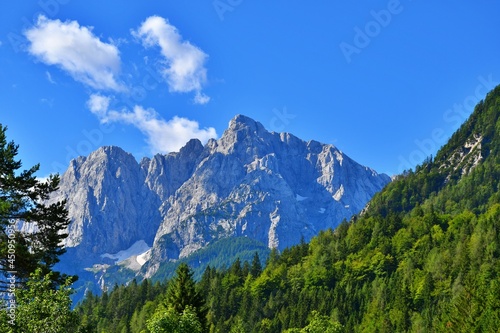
250, 252, 262, 278
165, 263, 206, 326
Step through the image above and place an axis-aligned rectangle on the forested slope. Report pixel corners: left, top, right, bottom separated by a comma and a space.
76, 85, 500, 332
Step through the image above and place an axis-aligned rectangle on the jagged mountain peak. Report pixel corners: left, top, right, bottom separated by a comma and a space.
306, 139, 325, 153
225, 114, 271, 141
229, 114, 265, 130
181, 138, 204, 153
215, 115, 274, 157
141, 116, 390, 277
55, 144, 160, 258
55, 113, 391, 292
90, 145, 135, 161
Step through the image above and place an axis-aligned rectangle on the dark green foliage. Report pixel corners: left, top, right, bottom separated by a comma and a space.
0, 124, 73, 290
75, 277, 165, 332
146, 305, 203, 333
152, 236, 270, 282
0, 268, 78, 332
76, 85, 500, 332
0, 127, 77, 330
284, 311, 343, 333
250, 252, 262, 278
165, 263, 206, 326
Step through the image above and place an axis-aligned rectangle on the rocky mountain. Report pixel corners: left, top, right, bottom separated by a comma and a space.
72, 85, 500, 332
54, 115, 390, 292
52, 146, 161, 261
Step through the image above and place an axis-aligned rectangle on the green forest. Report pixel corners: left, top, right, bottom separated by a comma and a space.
2, 84, 500, 332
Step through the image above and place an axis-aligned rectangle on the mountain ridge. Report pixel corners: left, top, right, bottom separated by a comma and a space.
73, 87, 500, 333
142, 115, 390, 277
53, 114, 391, 294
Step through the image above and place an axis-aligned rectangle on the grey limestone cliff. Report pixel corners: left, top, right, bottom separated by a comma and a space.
55, 114, 390, 281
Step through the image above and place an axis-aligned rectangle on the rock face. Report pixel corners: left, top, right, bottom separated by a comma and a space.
51, 146, 161, 261
55, 115, 391, 279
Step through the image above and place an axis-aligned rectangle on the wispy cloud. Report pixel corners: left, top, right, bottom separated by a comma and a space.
24, 15, 124, 91
45, 71, 56, 84
40, 98, 54, 108
87, 94, 217, 153
133, 16, 210, 104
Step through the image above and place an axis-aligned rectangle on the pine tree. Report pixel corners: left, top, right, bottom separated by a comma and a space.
0, 124, 72, 290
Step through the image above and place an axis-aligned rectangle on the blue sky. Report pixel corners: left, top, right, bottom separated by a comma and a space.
1, 1, 499, 177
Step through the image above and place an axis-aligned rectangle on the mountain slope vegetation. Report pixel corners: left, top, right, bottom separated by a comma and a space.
52, 114, 390, 301
76, 85, 500, 332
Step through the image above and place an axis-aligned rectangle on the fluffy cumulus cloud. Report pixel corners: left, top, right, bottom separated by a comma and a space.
24, 15, 123, 91
133, 16, 210, 104
107, 107, 217, 152
87, 94, 216, 153
25, 15, 216, 156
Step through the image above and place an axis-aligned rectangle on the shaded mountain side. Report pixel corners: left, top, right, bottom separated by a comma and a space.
150, 237, 270, 283
76, 85, 500, 332
142, 115, 391, 279
54, 114, 390, 301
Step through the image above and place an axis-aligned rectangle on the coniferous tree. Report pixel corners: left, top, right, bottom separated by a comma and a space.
73, 85, 500, 333
251, 252, 262, 278
0, 124, 72, 290
165, 263, 206, 327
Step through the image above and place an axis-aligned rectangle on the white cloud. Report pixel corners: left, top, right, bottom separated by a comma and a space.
133, 16, 210, 103
194, 91, 211, 105
37, 176, 50, 184
45, 71, 56, 84
25, 15, 124, 91
87, 93, 111, 118
87, 95, 216, 153
0, 41, 3, 47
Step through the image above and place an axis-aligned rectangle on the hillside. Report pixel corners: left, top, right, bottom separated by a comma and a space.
76, 85, 500, 332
